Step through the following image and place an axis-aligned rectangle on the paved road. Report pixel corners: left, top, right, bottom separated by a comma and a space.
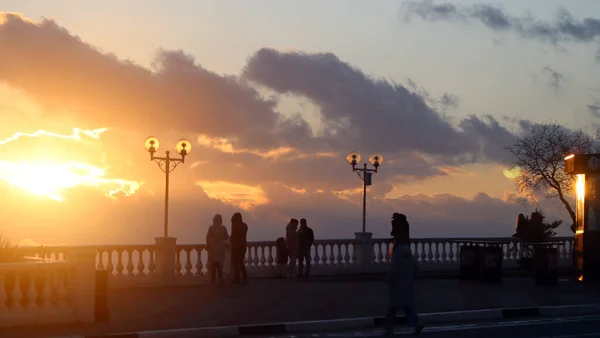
2, 277, 600, 337
261, 315, 600, 337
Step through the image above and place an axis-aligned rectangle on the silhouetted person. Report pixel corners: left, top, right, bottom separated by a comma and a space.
391, 213, 410, 246
285, 218, 299, 278
206, 214, 229, 286
230, 212, 248, 285
384, 213, 424, 336
297, 218, 314, 278
275, 237, 289, 278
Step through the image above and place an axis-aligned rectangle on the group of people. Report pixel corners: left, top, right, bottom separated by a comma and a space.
205, 212, 248, 286
205, 211, 423, 335
276, 218, 315, 278
204, 214, 315, 285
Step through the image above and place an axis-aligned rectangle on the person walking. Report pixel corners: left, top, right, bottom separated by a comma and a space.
205, 214, 229, 286
230, 212, 248, 285
384, 213, 424, 336
297, 218, 314, 278
285, 218, 299, 278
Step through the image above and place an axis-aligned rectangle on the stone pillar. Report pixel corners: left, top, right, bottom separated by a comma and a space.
154, 237, 177, 286
354, 232, 373, 273
68, 247, 98, 323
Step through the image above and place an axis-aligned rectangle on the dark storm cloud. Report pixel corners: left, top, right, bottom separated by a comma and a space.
402, 1, 600, 58
243, 48, 520, 165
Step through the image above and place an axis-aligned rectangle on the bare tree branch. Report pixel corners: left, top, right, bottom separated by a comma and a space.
506, 122, 600, 233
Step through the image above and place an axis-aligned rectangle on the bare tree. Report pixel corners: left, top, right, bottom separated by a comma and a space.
507, 123, 600, 233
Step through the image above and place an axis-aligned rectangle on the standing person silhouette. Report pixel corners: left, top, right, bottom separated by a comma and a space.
384, 213, 424, 336
230, 212, 248, 285
206, 214, 229, 286
297, 218, 314, 278
285, 218, 300, 278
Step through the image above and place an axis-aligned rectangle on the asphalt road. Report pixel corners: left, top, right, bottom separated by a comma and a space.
259, 315, 600, 338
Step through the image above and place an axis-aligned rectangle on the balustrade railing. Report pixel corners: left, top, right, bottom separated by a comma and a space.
372, 237, 574, 272
0, 260, 75, 326
11, 236, 575, 289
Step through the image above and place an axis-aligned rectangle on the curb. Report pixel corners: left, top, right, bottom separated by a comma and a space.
61, 304, 600, 338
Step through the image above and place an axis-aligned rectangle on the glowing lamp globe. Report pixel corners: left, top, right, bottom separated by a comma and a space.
176, 139, 192, 156
369, 154, 383, 167
144, 136, 160, 153
346, 151, 361, 166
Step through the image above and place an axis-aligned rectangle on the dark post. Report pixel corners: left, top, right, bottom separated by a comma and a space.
362, 163, 368, 234
564, 154, 600, 283
164, 151, 171, 239
95, 270, 109, 322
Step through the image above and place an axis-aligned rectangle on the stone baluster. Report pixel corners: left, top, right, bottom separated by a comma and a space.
322, 245, 329, 265
260, 246, 267, 267
126, 249, 135, 277
313, 244, 320, 265
54, 269, 68, 310
184, 248, 193, 277
343, 244, 350, 265
11, 272, 24, 313
137, 249, 146, 277
40, 270, 53, 311
327, 245, 334, 265
24, 272, 38, 312
175, 250, 182, 277
252, 247, 260, 268
267, 246, 274, 268
195, 248, 204, 276
0, 272, 8, 313
96, 250, 105, 270
433, 242, 440, 263
426, 242, 433, 262
440, 242, 448, 263
447, 242, 455, 263
377, 243, 384, 264
105, 250, 114, 277
115, 249, 124, 277
148, 249, 156, 275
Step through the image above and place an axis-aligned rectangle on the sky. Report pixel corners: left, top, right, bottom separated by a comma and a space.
1, 0, 599, 245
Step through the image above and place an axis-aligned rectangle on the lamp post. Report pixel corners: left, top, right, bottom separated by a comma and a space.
144, 136, 192, 238
346, 152, 384, 234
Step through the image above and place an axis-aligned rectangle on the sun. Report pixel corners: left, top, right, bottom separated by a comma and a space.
0, 128, 141, 201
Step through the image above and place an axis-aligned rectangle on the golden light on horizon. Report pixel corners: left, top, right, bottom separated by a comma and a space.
0, 128, 142, 201
196, 180, 269, 210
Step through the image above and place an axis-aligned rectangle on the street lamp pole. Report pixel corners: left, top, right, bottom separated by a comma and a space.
144, 137, 192, 238
346, 152, 383, 234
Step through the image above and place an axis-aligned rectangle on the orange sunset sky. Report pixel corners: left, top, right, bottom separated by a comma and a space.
1, 1, 599, 245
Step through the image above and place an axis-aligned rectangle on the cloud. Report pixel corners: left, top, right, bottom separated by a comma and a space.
0, 12, 555, 244
541, 66, 566, 91
401, 1, 600, 59
243, 48, 522, 166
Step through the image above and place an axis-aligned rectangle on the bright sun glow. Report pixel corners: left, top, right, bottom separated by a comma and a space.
0, 128, 141, 201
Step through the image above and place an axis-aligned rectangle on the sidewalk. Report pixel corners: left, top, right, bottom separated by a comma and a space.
2, 277, 600, 338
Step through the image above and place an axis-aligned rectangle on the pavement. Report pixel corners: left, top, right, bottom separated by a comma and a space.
262, 314, 600, 337
2, 276, 600, 337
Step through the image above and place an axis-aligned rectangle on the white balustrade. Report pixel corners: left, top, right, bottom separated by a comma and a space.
11, 236, 575, 290
371, 237, 575, 272
0, 261, 76, 327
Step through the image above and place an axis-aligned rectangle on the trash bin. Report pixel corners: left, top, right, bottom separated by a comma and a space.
479, 246, 503, 282
533, 246, 558, 286
459, 245, 481, 280
95, 269, 109, 322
